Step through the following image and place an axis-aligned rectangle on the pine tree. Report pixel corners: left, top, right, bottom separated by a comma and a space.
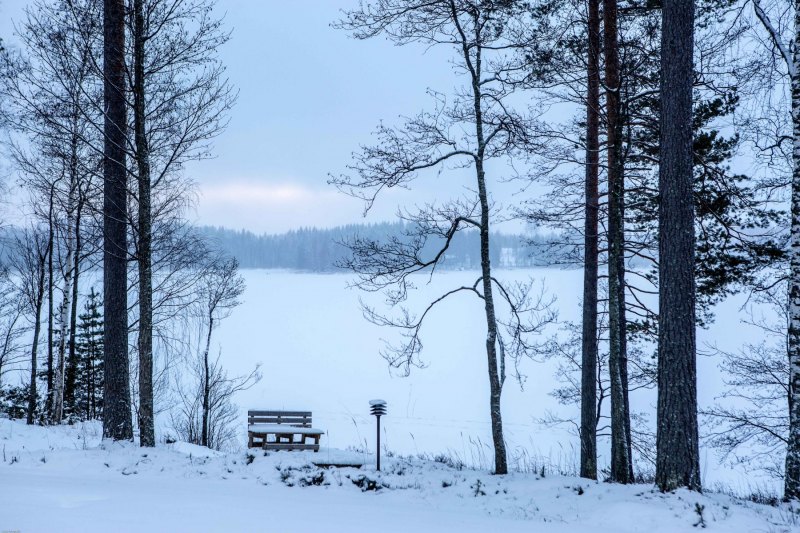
656, 0, 700, 492
70, 287, 104, 420
103, 0, 133, 441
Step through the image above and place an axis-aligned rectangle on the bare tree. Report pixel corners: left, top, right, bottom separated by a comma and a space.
173, 350, 259, 451
197, 257, 246, 448
172, 256, 258, 451
0, 270, 26, 389
737, 0, 800, 501
125, 0, 235, 448
0, 0, 104, 424
333, 1, 555, 475
703, 284, 789, 481
9, 227, 50, 425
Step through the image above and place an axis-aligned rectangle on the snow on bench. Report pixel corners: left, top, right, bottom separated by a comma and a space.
247, 410, 324, 452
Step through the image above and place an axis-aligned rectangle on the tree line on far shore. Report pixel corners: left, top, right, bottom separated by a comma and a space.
196, 223, 562, 272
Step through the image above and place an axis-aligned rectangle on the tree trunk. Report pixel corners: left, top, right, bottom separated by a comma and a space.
468, 41, 507, 475
52, 249, 73, 423
63, 198, 83, 418
102, 0, 133, 441
656, 0, 700, 492
134, 0, 155, 448
581, 0, 601, 481
605, 0, 633, 484
784, 0, 800, 500
53, 155, 79, 423
477, 158, 507, 476
27, 269, 46, 425
201, 315, 214, 448
46, 186, 55, 420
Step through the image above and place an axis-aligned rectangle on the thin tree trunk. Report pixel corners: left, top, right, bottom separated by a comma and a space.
87, 349, 94, 420
656, 0, 700, 492
134, 0, 155, 448
467, 38, 507, 476
27, 269, 46, 425
201, 315, 214, 448
63, 197, 83, 417
605, 0, 633, 484
784, 0, 800, 500
102, 0, 133, 441
46, 186, 55, 420
52, 254, 72, 423
53, 115, 82, 424
581, 0, 601, 481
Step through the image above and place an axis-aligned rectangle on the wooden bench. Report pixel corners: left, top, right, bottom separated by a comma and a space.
247, 410, 324, 452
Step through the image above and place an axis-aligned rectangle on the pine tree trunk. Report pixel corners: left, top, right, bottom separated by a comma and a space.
784, 0, 800, 500
581, 0, 601, 481
656, 0, 701, 492
134, 0, 155, 448
102, 0, 133, 441
605, 0, 633, 484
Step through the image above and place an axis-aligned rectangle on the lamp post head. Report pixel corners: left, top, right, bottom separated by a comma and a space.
369, 399, 387, 416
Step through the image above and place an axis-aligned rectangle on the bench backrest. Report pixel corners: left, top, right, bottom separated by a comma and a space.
248, 410, 312, 427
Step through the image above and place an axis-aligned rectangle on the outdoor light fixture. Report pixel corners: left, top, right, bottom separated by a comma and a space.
369, 399, 387, 471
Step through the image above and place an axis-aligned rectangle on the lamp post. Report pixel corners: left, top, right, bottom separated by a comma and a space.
369, 399, 387, 471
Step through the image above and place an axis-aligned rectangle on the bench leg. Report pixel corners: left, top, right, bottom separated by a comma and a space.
248, 432, 254, 448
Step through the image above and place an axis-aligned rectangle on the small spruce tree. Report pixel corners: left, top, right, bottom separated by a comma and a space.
68, 287, 104, 420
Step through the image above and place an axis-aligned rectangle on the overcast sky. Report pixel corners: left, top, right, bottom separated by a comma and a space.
0, 0, 530, 234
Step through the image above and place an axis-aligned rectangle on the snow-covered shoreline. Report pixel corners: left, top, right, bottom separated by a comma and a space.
0, 419, 794, 532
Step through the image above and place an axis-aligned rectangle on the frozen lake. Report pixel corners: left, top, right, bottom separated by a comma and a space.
211, 268, 775, 492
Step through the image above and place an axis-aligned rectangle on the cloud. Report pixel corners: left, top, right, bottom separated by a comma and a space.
195, 180, 363, 233
201, 182, 327, 205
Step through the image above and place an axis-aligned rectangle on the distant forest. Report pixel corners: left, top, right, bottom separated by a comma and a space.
196, 223, 556, 271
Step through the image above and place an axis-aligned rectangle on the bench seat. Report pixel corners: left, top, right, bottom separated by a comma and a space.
248, 424, 324, 435
247, 410, 324, 452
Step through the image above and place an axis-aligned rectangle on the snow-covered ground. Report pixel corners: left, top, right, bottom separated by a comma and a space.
2, 268, 790, 531
0, 419, 795, 532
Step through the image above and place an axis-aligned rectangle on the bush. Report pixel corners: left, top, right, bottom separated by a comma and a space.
0, 385, 31, 420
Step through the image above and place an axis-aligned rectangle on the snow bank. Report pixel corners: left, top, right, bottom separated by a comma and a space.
0, 419, 795, 532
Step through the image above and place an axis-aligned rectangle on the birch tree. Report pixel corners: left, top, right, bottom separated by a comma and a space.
333, 0, 554, 475
736, 0, 800, 500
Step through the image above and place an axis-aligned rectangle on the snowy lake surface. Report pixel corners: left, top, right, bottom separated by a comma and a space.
209, 268, 773, 493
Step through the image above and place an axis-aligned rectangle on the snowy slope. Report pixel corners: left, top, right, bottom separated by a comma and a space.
0, 419, 795, 533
